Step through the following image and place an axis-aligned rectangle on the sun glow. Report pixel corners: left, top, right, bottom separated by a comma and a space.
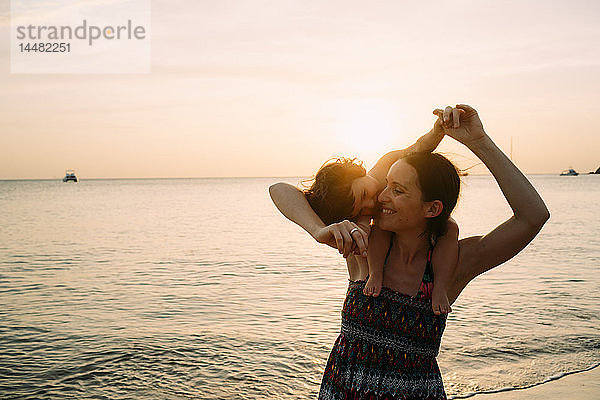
330, 99, 403, 168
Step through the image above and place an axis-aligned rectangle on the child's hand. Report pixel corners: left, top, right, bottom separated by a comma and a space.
314, 220, 369, 258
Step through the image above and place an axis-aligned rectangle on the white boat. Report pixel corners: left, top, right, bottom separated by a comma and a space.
63, 170, 78, 182
559, 168, 578, 176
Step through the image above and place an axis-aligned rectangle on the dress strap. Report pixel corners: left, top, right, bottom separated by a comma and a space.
383, 233, 394, 266
412, 249, 435, 300
421, 248, 435, 285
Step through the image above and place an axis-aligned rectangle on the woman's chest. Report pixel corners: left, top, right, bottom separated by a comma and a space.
382, 262, 426, 297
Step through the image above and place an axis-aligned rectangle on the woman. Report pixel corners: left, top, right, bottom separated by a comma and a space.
270, 105, 550, 399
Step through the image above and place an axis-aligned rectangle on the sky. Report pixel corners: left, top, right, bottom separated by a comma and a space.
1, 0, 599, 179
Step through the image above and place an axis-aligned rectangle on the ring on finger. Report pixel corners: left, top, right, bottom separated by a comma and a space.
349, 228, 359, 235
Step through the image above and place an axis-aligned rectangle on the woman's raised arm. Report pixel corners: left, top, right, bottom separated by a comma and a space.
441, 105, 550, 300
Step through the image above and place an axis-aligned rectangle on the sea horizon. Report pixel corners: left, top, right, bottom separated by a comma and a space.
3, 172, 597, 181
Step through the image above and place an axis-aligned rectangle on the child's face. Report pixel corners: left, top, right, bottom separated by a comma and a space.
350, 175, 380, 218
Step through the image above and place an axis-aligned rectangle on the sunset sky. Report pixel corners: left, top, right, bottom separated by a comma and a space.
1, 0, 599, 179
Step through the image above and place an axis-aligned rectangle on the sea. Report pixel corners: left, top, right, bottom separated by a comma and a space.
1, 175, 598, 399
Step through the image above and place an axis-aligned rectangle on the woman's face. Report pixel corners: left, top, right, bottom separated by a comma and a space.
377, 160, 428, 232
350, 175, 380, 217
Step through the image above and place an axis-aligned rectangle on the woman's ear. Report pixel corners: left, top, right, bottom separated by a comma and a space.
424, 200, 443, 219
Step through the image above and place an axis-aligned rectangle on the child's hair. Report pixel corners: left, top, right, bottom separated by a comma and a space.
402, 152, 461, 241
302, 157, 366, 225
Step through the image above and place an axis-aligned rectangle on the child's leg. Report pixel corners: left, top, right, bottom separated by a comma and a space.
431, 219, 459, 314
431, 262, 455, 314
364, 227, 392, 297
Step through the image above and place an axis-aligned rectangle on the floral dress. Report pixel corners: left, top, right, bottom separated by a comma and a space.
318, 249, 447, 399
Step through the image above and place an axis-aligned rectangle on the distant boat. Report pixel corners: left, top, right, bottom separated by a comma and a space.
63, 170, 78, 182
588, 167, 600, 175
560, 168, 578, 176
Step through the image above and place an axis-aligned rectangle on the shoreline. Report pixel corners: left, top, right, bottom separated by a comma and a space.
450, 363, 600, 399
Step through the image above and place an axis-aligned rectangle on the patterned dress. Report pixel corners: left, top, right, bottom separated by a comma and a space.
318, 249, 447, 399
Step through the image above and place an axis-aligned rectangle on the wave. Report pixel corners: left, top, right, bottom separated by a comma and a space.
0, 327, 326, 400
448, 362, 600, 399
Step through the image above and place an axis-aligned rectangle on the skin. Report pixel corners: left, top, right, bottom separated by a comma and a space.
378, 160, 436, 234
350, 175, 380, 218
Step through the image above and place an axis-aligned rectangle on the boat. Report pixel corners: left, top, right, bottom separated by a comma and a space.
560, 168, 578, 176
63, 169, 78, 182
588, 167, 600, 175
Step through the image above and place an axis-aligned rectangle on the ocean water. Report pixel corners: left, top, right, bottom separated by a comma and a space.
0, 175, 598, 399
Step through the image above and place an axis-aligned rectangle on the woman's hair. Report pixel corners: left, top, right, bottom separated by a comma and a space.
402, 152, 460, 242
302, 157, 366, 225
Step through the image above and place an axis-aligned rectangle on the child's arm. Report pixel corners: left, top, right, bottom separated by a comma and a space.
269, 182, 369, 257
364, 226, 392, 296
431, 218, 459, 315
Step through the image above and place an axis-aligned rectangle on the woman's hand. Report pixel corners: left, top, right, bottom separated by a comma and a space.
314, 220, 369, 258
433, 104, 487, 147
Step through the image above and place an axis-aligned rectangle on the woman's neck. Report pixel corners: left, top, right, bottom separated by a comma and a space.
392, 231, 430, 264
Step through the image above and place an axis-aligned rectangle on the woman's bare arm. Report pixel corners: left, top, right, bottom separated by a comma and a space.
441, 105, 550, 303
